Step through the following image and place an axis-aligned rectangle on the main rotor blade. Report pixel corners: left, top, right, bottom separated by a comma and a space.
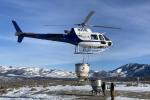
44, 25, 73, 27
91, 25, 120, 29
82, 11, 95, 24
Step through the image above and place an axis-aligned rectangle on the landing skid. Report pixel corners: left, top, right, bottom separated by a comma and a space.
74, 45, 106, 54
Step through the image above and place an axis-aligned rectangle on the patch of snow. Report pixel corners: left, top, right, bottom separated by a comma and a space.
1, 86, 76, 100
107, 96, 147, 100
116, 85, 150, 92
46, 85, 92, 91
6, 74, 20, 77
117, 68, 122, 73
0, 85, 90, 100
135, 66, 145, 73
0, 95, 75, 100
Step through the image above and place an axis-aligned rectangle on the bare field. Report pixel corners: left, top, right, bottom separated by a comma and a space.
0, 77, 150, 100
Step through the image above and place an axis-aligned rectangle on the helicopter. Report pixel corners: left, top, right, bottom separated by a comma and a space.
12, 11, 119, 54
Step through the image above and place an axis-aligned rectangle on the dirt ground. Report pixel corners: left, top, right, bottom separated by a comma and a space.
54, 91, 150, 100
47, 90, 150, 100
0, 77, 150, 100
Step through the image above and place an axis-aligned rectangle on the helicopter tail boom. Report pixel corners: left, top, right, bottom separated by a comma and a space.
12, 20, 24, 43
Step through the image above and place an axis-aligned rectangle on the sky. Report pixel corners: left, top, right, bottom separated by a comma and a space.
0, 0, 150, 71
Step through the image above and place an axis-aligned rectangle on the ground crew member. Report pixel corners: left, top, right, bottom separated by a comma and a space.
101, 82, 106, 96
110, 82, 115, 100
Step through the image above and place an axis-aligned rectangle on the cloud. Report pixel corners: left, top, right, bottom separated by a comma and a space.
0, 0, 150, 70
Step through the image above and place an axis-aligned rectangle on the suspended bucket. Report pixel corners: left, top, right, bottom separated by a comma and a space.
75, 63, 90, 81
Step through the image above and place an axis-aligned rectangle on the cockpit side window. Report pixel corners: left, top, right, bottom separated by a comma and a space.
91, 35, 98, 40
103, 35, 110, 41
99, 35, 104, 40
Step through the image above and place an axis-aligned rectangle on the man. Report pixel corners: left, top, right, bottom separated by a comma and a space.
101, 82, 106, 96
110, 82, 115, 100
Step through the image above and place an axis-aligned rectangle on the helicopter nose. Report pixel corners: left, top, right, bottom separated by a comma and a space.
108, 41, 112, 46
101, 41, 106, 44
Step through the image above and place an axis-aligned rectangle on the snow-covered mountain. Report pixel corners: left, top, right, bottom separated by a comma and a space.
89, 63, 150, 78
89, 70, 111, 78
111, 63, 150, 77
0, 63, 150, 78
0, 66, 75, 78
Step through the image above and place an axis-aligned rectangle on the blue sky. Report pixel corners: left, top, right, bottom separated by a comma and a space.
0, 0, 150, 71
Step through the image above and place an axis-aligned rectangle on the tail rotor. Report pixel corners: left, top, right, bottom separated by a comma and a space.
12, 20, 24, 43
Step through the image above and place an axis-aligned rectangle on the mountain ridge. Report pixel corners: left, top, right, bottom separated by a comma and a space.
0, 66, 75, 78
0, 63, 150, 78
110, 63, 150, 77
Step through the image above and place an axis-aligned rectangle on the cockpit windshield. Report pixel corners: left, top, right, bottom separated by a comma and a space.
99, 35, 104, 40
103, 35, 110, 41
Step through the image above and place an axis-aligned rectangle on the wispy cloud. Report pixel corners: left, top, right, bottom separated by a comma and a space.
0, 0, 150, 70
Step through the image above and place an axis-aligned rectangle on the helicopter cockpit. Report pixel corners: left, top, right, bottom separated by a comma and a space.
90, 34, 99, 40
91, 33, 106, 41
90, 33, 109, 41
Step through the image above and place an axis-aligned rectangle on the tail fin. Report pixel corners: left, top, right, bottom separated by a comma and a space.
12, 20, 24, 43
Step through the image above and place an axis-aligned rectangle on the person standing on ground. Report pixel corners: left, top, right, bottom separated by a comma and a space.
110, 82, 115, 100
101, 82, 106, 96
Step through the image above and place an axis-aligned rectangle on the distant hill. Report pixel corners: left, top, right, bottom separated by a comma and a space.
89, 70, 111, 78
0, 66, 75, 78
90, 63, 150, 78
110, 63, 150, 77
0, 63, 150, 79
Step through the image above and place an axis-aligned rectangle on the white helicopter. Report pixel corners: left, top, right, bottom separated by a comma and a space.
12, 11, 119, 54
